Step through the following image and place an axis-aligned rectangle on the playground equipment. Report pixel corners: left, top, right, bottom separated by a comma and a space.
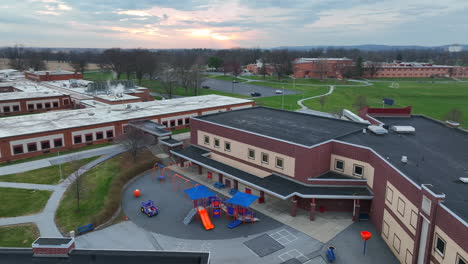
361, 231, 372, 255
326, 246, 336, 263
172, 173, 197, 191
152, 163, 168, 182
133, 189, 141, 197
184, 185, 217, 230
223, 191, 259, 228
211, 198, 222, 218
140, 200, 159, 217
183, 208, 198, 225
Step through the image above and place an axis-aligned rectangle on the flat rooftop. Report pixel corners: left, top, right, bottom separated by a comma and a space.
195, 107, 367, 147
0, 91, 66, 101
27, 70, 76, 75
339, 116, 468, 223
0, 95, 252, 138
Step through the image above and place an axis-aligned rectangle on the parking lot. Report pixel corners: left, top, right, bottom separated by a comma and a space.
201, 78, 300, 98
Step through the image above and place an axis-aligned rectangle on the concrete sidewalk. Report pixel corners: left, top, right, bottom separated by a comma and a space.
0, 144, 125, 175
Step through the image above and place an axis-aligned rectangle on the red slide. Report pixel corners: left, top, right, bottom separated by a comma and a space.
197, 206, 214, 230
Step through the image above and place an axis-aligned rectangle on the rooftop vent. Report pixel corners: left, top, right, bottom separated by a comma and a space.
32, 237, 75, 257
445, 120, 460, 128
391, 125, 416, 134
460, 177, 468, 184
368, 125, 388, 135
401, 156, 408, 163
362, 128, 366, 134
88, 112, 95, 116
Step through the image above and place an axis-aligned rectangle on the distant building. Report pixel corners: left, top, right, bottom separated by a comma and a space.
292, 58, 353, 79
448, 44, 463, 53
363, 61, 468, 78
25, 70, 83, 82
246, 60, 275, 75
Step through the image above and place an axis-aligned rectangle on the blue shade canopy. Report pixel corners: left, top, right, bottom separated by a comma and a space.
184, 185, 216, 200
225, 192, 259, 208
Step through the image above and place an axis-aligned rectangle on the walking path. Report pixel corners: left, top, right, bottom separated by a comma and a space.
0, 144, 125, 175
0, 147, 126, 237
297, 86, 334, 110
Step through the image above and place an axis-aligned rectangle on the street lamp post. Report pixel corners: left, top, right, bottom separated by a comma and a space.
281, 86, 285, 109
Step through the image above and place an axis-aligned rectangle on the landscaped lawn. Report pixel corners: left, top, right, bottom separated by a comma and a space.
209, 75, 248, 83
0, 142, 112, 167
172, 127, 191, 135
55, 151, 157, 233
0, 157, 99, 185
242, 75, 353, 85
302, 81, 468, 128
0, 224, 39, 247
0, 188, 52, 217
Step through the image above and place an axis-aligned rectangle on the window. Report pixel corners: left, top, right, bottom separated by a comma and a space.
123, 125, 129, 134
382, 221, 390, 238
185, 117, 190, 124
261, 153, 269, 164
85, 134, 93, 142
386, 187, 394, 204
276, 157, 284, 169
393, 234, 401, 254
410, 210, 418, 229
214, 138, 220, 148
457, 254, 467, 264
405, 249, 413, 264
248, 149, 255, 159
74, 135, 82, 144
27, 143, 37, 152
63, 99, 69, 105
204, 135, 210, 145
397, 197, 406, 217
162, 121, 168, 128
54, 138, 63, 148
3, 106, 10, 112
434, 234, 446, 256
96, 132, 104, 140
335, 159, 344, 171
353, 164, 364, 177
177, 119, 183, 126
106, 130, 114, 138
53, 102, 59, 108
28, 104, 34, 110
12, 105, 19, 112
36, 103, 43, 109
224, 142, 231, 152
41, 141, 50, 149
44, 102, 51, 108
13, 145, 23, 154
170, 120, 175, 127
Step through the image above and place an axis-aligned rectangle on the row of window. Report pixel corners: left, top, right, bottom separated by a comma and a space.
26, 100, 65, 111
434, 234, 466, 264
204, 135, 285, 169
385, 186, 418, 229
334, 159, 364, 177
73, 130, 113, 144
162, 117, 190, 128
2, 105, 20, 113
12, 138, 63, 155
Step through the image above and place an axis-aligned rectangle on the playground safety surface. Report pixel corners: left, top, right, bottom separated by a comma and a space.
122, 171, 283, 240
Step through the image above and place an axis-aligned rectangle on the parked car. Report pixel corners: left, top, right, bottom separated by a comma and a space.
250, 92, 262, 97
275, 90, 283, 94
232, 79, 238, 83
202, 85, 210, 89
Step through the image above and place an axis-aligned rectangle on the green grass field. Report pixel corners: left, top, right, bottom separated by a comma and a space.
208, 75, 248, 83
0, 224, 39, 247
55, 154, 123, 232
254, 87, 329, 111
0, 157, 99, 185
241, 75, 353, 85
302, 81, 468, 127
0, 188, 52, 217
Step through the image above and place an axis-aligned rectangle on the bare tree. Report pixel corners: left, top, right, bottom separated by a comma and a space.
445, 108, 463, 123
6, 45, 28, 71
268, 49, 293, 81
66, 156, 85, 212
364, 62, 382, 78
69, 53, 88, 74
319, 96, 327, 111
353, 95, 368, 111
315, 60, 328, 80
26, 52, 47, 71
117, 126, 154, 161
101, 48, 125, 79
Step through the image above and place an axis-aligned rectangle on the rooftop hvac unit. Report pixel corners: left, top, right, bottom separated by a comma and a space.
401, 156, 408, 163
391, 126, 416, 134
459, 177, 468, 183
88, 112, 95, 116
368, 125, 388, 135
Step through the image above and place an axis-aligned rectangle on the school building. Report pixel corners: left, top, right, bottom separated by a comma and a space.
363, 62, 468, 79
292, 58, 354, 79
25, 70, 83, 82
171, 107, 467, 264
0, 95, 254, 163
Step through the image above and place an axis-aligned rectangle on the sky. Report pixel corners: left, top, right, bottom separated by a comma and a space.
0, 0, 467, 49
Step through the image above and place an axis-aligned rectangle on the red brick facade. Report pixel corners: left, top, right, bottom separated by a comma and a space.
292, 58, 353, 79
25, 71, 83, 82
363, 62, 468, 78
0, 94, 73, 116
